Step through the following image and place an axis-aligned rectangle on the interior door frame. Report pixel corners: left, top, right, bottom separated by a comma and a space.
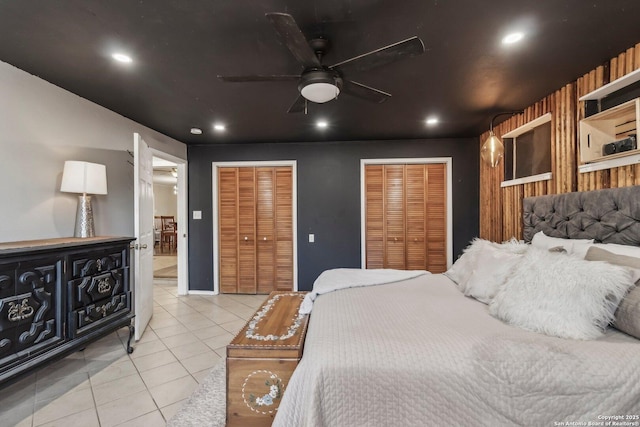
360, 157, 453, 270
150, 148, 189, 295
211, 160, 298, 295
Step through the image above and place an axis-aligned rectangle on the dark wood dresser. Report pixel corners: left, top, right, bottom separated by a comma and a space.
0, 236, 135, 386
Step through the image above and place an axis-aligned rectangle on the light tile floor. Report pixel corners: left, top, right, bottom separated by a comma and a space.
0, 279, 266, 427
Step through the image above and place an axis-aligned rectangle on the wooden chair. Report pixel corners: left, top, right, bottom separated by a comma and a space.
160, 215, 177, 252
154, 216, 162, 247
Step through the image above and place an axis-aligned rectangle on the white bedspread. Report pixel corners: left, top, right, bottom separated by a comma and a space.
299, 268, 428, 314
274, 274, 640, 427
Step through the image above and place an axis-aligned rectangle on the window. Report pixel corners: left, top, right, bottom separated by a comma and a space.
501, 113, 552, 187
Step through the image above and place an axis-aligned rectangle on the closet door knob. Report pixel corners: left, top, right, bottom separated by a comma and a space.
263, 237, 267, 241
244, 236, 248, 241
394, 237, 398, 242
414, 238, 418, 242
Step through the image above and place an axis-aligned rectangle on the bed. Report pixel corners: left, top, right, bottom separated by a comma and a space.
273, 186, 640, 427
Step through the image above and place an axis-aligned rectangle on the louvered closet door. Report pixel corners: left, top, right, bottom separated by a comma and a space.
238, 168, 257, 294
384, 165, 406, 269
218, 166, 294, 294
364, 163, 447, 273
365, 166, 384, 269
424, 164, 447, 272
274, 167, 294, 290
405, 165, 427, 270
218, 168, 240, 293
256, 168, 275, 294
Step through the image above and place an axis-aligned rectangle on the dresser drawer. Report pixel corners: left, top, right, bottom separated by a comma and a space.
69, 292, 130, 338
68, 268, 127, 310
0, 257, 64, 371
69, 248, 127, 279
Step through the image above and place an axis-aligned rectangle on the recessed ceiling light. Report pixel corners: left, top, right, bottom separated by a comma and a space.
502, 32, 524, 45
112, 53, 133, 63
426, 117, 439, 126
190, 128, 202, 135
316, 120, 328, 129
214, 123, 226, 132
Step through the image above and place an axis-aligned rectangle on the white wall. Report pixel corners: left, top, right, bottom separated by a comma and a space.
153, 184, 178, 219
0, 60, 187, 242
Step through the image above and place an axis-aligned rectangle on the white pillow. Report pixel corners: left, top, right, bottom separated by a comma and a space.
463, 245, 522, 304
444, 238, 492, 290
572, 242, 640, 260
531, 231, 594, 257
489, 247, 634, 340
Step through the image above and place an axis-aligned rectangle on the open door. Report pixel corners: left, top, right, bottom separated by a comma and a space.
133, 133, 154, 340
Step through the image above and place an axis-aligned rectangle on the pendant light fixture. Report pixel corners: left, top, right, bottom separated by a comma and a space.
481, 111, 523, 168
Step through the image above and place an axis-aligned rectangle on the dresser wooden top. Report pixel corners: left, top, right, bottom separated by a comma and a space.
0, 236, 134, 255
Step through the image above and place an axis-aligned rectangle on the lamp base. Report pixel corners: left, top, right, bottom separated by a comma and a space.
74, 195, 95, 238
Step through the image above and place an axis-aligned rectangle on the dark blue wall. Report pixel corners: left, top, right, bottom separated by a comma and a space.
187, 138, 479, 291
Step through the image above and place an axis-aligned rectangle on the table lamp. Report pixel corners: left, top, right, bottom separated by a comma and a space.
60, 160, 108, 238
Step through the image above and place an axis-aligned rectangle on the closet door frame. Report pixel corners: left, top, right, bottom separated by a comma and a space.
360, 157, 453, 270
212, 160, 298, 294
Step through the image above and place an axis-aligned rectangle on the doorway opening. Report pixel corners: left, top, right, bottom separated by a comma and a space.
152, 157, 178, 279
151, 153, 188, 296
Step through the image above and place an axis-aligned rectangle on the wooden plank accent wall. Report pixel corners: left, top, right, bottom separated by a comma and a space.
480, 42, 640, 242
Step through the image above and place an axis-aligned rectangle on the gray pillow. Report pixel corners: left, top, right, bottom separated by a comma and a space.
585, 246, 640, 339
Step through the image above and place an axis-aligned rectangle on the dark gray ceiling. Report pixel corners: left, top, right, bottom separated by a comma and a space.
1, 1, 639, 144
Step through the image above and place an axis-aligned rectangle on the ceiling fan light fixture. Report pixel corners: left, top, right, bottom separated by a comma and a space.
300, 82, 340, 103
298, 70, 342, 104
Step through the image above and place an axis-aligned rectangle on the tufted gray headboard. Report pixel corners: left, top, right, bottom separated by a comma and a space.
522, 186, 640, 245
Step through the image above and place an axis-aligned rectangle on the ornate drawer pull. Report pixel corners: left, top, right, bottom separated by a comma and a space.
8, 299, 34, 322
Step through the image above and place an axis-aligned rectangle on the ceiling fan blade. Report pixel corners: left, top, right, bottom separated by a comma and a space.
217, 75, 300, 82
329, 36, 425, 72
287, 94, 307, 113
265, 12, 321, 68
342, 80, 391, 104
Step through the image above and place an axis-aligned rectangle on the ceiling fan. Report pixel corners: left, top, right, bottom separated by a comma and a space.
217, 12, 425, 113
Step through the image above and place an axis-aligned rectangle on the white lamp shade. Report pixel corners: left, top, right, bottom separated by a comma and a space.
300, 82, 340, 103
60, 161, 108, 195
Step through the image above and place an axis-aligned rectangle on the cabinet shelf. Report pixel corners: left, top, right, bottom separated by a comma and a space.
579, 68, 640, 101
579, 98, 639, 165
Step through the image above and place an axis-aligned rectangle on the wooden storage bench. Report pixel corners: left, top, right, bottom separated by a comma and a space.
227, 291, 309, 427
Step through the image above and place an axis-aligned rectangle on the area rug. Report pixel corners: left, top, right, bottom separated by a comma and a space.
167, 362, 226, 427
153, 265, 178, 278
153, 255, 178, 278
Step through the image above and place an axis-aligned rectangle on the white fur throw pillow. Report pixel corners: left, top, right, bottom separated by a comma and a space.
463, 245, 522, 304
496, 237, 530, 255
444, 238, 492, 290
489, 247, 635, 340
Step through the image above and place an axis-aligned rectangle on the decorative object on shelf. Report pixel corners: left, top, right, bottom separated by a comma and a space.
602, 135, 637, 156
481, 111, 523, 168
60, 160, 108, 238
